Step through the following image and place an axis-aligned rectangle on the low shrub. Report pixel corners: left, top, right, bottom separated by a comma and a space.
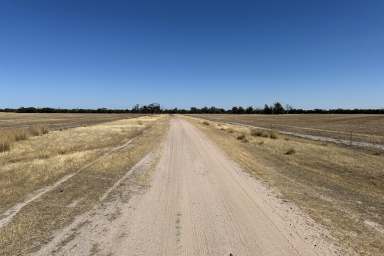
227, 128, 234, 133
285, 148, 296, 155
202, 121, 210, 126
237, 133, 248, 142
237, 134, 245, 140
269, 130, 278, 139
250, 128, 268, 138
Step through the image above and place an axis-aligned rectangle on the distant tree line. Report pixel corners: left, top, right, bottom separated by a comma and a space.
1, 102, 383, 114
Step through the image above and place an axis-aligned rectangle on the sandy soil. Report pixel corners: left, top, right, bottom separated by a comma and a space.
35, 118, 338, 256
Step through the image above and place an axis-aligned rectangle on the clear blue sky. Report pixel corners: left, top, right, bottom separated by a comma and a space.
1, 0, 383, 109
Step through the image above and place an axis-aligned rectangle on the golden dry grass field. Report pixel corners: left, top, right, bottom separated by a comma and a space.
0, 112, 143, 154
187, 116, 384, 256
0, 114, 168, 255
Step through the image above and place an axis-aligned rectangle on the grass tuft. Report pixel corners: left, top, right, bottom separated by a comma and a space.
237, 133, 248, 142
202, 121, 210, 126
285, 148, 296, 155
0, 141, 11, 152
250, 128, 268, 137
269, 130, 278, 139
14, 130, 28, 141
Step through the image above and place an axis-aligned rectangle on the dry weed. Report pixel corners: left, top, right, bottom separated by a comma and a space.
285, 148, 296, 155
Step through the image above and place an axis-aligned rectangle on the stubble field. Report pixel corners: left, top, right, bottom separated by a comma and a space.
195, 114, 384, 149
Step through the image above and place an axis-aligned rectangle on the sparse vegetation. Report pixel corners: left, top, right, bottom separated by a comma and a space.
249, 128, 278, 139
202, 121, 210, 126
195, 114, 384, 146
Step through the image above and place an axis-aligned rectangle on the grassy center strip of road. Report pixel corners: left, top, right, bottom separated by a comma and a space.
0, 115, 168, 256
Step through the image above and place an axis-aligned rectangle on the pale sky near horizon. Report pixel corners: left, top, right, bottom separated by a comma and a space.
1, 0, 383, 109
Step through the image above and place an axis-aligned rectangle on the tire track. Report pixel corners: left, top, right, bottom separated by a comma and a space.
0, 137, 135, 229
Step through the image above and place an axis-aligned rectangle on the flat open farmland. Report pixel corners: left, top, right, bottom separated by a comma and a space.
0, 115, 168, 255
1, 115, 383, 256
0, 112, 143, 131
195, 114, 384, 148
189, 116, 384, 256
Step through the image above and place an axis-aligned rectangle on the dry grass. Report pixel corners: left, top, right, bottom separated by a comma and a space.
192, 116, 384, 256
194, 114, 384, 145
0, 112, 143, 131
0, 116, 162, 212
250, 128, 278, 139
0, 115, 168, 255
28, 126, 49, 136
0, 142, 10, 152
250, 128, 268, 137
0, 126, 50, 153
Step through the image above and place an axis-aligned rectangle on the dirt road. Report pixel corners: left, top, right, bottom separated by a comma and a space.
36, 118, 337, 256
